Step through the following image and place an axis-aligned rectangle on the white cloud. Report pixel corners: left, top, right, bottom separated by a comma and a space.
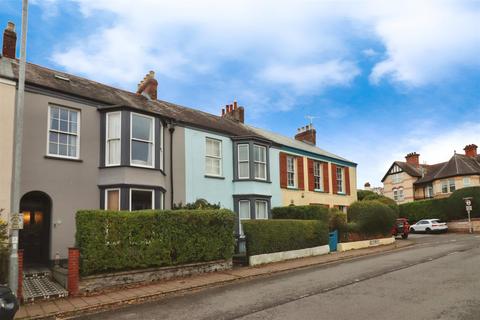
259, 60, 360, 94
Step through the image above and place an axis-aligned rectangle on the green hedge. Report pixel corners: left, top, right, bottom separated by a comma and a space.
399, 187, 480, 222
76, 209, 235, 276
347, 200, 397, 236
242, 220, 328, 256
362, 194, 399, 215
357, 190, 376, 201
271, 205, 330, 222
399, 198, 449, 223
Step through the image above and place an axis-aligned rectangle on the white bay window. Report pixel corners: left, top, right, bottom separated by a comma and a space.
238, 200, 250, 236
254, 145, 267, 180
238, 144, 249, 179
106, 112, 121, 165
131, 113, 154, 167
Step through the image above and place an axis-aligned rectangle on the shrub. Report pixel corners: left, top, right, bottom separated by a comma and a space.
399, 198, 449, 223
357, 190, 376, 201
76, 209, 235, 276
0, 220, 8, 284
173, 199, 220, 210
446, 187, 480, 220
363, 194, 399, 215
347, 200, 397, 236
242, 220, 328, 256
328, 208, 347, 232
271, 205, 330, 222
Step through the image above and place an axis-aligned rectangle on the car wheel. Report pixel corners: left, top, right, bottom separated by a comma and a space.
426, 228, 431, 234
410, 228, 415, 233
402, 233, 408, 239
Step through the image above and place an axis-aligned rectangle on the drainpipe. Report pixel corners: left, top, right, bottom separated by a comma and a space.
168, 122, 176, 209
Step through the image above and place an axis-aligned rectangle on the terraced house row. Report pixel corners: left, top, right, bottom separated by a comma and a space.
0, 23, 357, 266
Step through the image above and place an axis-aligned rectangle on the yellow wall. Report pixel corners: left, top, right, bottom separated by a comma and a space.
383, 171, 417, 203
429, 175, 480, 198
0, 78, 16, 223
280, 155, 357, 208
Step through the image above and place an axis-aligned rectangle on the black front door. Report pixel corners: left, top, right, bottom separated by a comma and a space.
19, 192, 51, 266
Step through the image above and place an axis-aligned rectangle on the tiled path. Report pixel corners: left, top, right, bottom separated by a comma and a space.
15, 241, 413, 319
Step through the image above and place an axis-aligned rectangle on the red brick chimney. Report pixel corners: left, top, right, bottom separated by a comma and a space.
294, 124, 316, 145
464, 144, 478, 158
136, 71, 158, 100
221, 100, 244, 123
405, 152, 420, 167
2, 22, 17, 59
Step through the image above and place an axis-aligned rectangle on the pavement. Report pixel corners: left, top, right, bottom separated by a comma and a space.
15, 238, 413, 319
74, 233, 480, 320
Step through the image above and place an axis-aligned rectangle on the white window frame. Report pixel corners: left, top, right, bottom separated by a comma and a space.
159, 122, 164, 171
238, 200, 250, 236
159, 191, 165, 210
393, 188, 398, 201
287, 156, 296, 188
336, 167, 344, 194
255, 200, 268, 219
104, 188, 121, 210
314, 161, 323, 191
105, 112, 122, 166
205, 138, 223, 177
130, 112, 155, 168
392, 173, 401, 184
254, 145, 267, 180
47, 105, 81, 160
129, 188, 155, 211
237, 144, 250, 179
398, 187, 404, 201
426, 184, 434, 198
449, 178, 456, 192
441, 180, 448, 193
463, 177, 471, 187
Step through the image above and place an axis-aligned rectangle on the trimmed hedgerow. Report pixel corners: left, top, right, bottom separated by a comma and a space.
362, 194, 400, 215
76, 209, 235, 276
446, 187, 480, 220
271, 205, 330, 222
398, 198, 448, 223
242, 220, 328, 256
347, 200, 397, 236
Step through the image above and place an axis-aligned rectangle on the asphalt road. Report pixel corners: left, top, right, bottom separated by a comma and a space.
78, 233, 480, 320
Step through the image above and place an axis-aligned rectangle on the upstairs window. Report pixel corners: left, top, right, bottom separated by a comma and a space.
463, 177, 471, 187
314, 161, 323, 191
48, 105, 80, 159
336, 167, 344, 193
392, 173, 401, 184
441, 180, 448, 193
449, 179, 456, 192
287, 156, 296, 188
106, 112, 121, 165
254, 145, 267, 180
131, 113, 154, 167
238, 144, 249, 179
205, 138, 222, 176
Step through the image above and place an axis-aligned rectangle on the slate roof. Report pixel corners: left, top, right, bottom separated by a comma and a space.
0, 57, 256, 137
381, 161, 423, 182
247, 126, 356, 165
414, 153, 480, 184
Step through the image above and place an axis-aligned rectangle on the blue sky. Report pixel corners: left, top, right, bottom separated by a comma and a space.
2, 0, 480, 187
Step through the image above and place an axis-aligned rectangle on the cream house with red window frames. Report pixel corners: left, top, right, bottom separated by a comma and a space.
249, 125, 358, 211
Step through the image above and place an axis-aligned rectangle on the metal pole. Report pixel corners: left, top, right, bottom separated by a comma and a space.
467, 210, 473, 234
9, 0, 28, 294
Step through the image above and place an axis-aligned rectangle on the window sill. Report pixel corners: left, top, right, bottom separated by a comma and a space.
99, 165, 163, 172
44, 155, 83, 163
313, 189, 328, 193
285, 187, 301, 190
205, 175, 225, 180
233, 178, 271, 184
335, 192, 348, 196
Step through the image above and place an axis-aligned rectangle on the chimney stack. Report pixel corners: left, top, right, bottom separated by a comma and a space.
221, 100, 244, 123
294, 124, 316, 145
136, 71, 158, 100
405, 152, 420, 167
464, 144, 478, 158
2, 22, 17, 59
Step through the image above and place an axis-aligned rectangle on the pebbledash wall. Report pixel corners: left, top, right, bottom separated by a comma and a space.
182, 127, 282, 209
0, 77, 16, 223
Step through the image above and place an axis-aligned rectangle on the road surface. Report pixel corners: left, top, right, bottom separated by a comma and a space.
78, 233, 480, 320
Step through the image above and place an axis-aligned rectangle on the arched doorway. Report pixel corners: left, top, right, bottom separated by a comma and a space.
19, 191, 51, 266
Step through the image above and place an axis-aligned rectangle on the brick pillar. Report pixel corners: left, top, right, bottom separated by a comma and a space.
17, 249, 23, 300
68, 248, 80, 296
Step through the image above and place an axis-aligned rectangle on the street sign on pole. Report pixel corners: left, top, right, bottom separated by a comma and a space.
463, 197, 473, 234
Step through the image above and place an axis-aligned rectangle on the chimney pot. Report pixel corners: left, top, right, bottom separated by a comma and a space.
405, 152, 420, 167
464, 144, 478, 158
294, 123, 316, 145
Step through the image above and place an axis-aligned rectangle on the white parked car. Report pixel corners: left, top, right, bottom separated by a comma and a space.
410, 219, 448, 233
